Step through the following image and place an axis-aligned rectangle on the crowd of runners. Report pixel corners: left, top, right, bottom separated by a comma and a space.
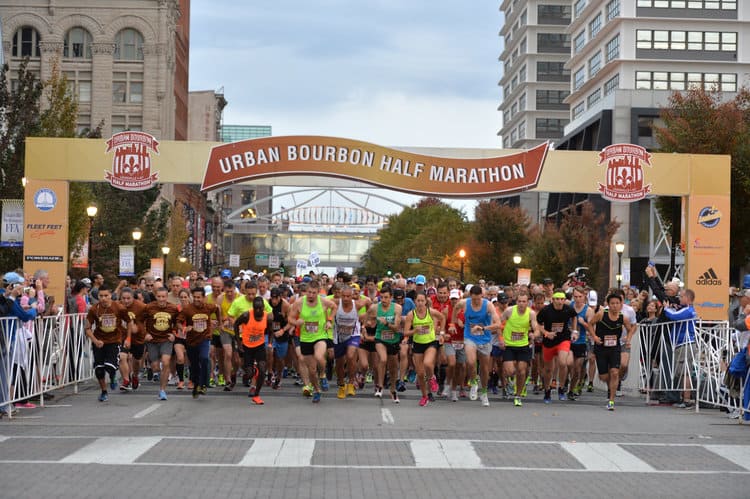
75, 268, 656, 411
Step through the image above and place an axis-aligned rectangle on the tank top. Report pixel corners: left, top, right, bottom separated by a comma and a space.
220, 294, 235, 335
573, 303, 588, 345
503, 305, 531, 348
595, 312, 623, 349
300, 295, 326, 343
375, 301, 399, 344
411, 308, 435, 345
241, 312, 267, 348
335, 299, 360, 343
463, 298, 492, 345
271, 300, 289, 342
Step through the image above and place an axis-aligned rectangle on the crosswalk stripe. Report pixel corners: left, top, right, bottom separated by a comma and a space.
238, 438, 316, 467
411, 439, 482, 469
560, 442, 655, 472
705, 445, 750, 471
60, 437, 161, 464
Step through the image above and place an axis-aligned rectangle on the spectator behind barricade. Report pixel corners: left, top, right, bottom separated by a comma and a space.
644, 264, 681, 318
31, 269, 58, 316
729, 289, 750, 323
0, 272, 38, 417
68, 281, 89, 313
89, 273, 104, 305
662, 288, 698, 408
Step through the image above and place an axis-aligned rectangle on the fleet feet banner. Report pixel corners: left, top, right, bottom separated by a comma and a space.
201, 136, 550, 198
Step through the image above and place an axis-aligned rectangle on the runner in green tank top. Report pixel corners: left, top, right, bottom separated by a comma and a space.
366, 285, 402, 399
404, 292, 446, 406
499, 291, 540, 407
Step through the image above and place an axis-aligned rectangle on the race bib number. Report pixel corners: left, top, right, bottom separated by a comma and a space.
381, 331, 394, 341
99, 314, 117, 333
338, 325, 354, 335
604, 335, 618, 347
153, 311, 172, 331
249, 334, 263, 344
551, 323, 564, 334
416, 325, 430, 336
305, 322, 319, 333
273, 322, 281, 331
511, 331, 525, 342
470, 324, 484, 336
452, 342, 464, 350
193, 318, 207, 333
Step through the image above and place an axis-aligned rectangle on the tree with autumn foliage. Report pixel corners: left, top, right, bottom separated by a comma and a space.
654, 87, 750, 273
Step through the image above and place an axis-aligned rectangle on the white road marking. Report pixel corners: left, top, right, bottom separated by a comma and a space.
40, 404, 72, 408
381, 408, 394, 424
133, 403, 160, 419
705, 445, 750, 471
561, 442, 655, 472
61, 437, 161, 464
411, 439, 482, 469
238, 438, 316, 467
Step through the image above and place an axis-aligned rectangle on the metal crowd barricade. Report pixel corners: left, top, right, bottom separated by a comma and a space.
0, 313, 91, 419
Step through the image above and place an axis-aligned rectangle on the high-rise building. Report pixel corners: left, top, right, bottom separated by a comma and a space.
0, 0, 189, 140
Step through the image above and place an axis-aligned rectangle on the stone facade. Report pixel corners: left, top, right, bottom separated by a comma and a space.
0, 0, 187, 141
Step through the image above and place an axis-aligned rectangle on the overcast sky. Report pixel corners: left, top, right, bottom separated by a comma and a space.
189, 1, 504, 217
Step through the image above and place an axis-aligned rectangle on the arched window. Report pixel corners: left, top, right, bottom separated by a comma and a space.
64, 27, 93, 59
12, 26, 41, 58
114, 28, 144, 61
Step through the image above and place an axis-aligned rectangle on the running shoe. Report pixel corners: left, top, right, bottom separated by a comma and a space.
429, 375, 439, 394
543, 390, 551, 404
491, 385, 499, 395
209, 377, 216, 388
131, 374, 139, 390
441, 385, 450, 398
223, 385, 232, 392
514, 396, 523, 407
282, 367, 289, 378
321, 377, 329, 392
153, 373, 160, 382
312, 391, 321, 403
533, 384, 541, 395
391, 391, 400, 404
520, 383, 528, 398
427, 392, 435, 402
346, 383, 356, 397
374, 387, 383, 398
302, 384, 313, 397
469, 380, 478, 401
587, 382, 594, 393
365, 372, 373, 384
158, 390, 168, 401
199, 385, 207, 395
109, 377, 117, 391
607, 400, 615, 411
187, 380, 194, 390
98, 392, 108, 402
119, 379, 131, 391
252, 395, 264, 405
337, 385, 347, 399
356, 372, 365, 389
272, 378, 281, 390
167, 375, 176, 386
266, 372, 273, 387
481, 392, 490, 407
459, 388, 468, 398
396, 379, 407, 392
558, 390, 567, 401
407, 369, 417, 384
192, 385, 199, 399
294, 376, 304, 386
147, 367, 153, 381
567, 391, 577, 401
15, 401, 36, 409
242, 371, 251, 387
451, 390, 458, 402
177, 381, 185, 390
218, 374, 226, 386
419, 395, 429, 407
615, 389, 623, 397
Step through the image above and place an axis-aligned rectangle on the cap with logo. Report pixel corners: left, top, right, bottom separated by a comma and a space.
2, 272, 24, 285
415, 275, 426, 285
542, 277, 554, 285
449, 289, 461, 299
220, 268, 232, 279
587, 290, 598, 307
81, 277, 92, 287
497, 292, 509, 303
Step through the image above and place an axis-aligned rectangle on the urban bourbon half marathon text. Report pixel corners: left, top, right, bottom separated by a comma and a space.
218, 145, 527, 184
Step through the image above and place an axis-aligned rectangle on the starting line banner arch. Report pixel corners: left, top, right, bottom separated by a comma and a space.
23, 135, 730, 319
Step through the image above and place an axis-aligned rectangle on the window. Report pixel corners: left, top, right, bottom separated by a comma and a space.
538, 4, 571, 24
77, 114, 91, 136
587, 89, 601, 107
12, 27, 41, 58
606, 0, 620, 21
63, 70, 92, 103
536, 118, 568, 138
518, 121, 526, 139
64, 27, 92, 59
536, 90, 570, 109
111, 115, 143, 134
635, 71, 736, 91
511, 103, 518, 116
636, 0, 735, 8
604, 74, 619, 96
114, 29, 144, 61
537, 34, 570, 53
511, 129, 518, 144
606, 35, 620, 62
574, 0, 587, 18
112, 72, 144, 104
574, 31, 586, 54
537, 61, 570, 82
574, 68, 585, 90
573, 102, 585, 119
636, 30, 737, 51
519, 65, 526, 83
588, 52, 602, 78
589, 14, 602, 39
241, 190, 256, 205
519, 93, 526, 111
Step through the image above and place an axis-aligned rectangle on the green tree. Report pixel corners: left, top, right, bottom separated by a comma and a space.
468, 201, 531, 284
359, 197, 469, 277
0, 60, 43, 270
653, 87, 750, 272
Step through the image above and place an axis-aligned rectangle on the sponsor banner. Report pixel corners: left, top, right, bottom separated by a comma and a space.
686, 195, 730, 320
517, 268, 531, 285
71, 239, 88, 269
23, 179, 68, 313
119, 245, 135, 276
104, 131, 160, 191
150, 258, 164, 280
201, 136, 550, 198
597, 144, 652, 203
1, 199, 23, 247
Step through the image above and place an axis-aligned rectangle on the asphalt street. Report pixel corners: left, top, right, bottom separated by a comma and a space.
1, 376, 748, 499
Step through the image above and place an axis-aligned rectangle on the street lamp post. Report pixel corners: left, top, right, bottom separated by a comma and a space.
458, 248, 466, 284
132, 227, 142, 275
162, 246, 170, 280
204, 241, 213, 275
615, 241, 625, 288
513, 254, 521, 284
86, 205, 97, 277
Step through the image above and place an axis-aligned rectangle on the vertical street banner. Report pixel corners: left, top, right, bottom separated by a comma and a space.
517, 268, 531, 285
150, 258, 164, 280
1, 199, 24, 247
686, 195, 730, 320
70, 240, 88, 269
23, 179, 69, 312
119, 245, 135, 276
